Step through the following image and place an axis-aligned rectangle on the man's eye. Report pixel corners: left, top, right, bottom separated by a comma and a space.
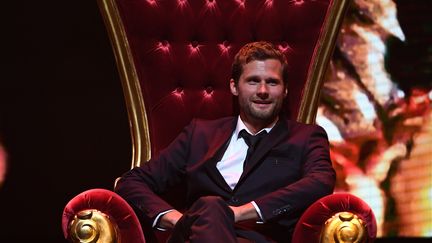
267, 80, 279, 85
247, 79, 259, 84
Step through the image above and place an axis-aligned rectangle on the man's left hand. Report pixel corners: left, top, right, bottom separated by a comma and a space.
229, 203, 259, 222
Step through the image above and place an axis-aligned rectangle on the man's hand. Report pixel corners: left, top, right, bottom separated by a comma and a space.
229, 203, 259, 222
158, 210, 183, 229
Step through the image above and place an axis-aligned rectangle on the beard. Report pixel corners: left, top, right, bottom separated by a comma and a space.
239, 97, 284, 124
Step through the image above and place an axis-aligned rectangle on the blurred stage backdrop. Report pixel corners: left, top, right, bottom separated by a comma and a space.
316, 0, 431, 237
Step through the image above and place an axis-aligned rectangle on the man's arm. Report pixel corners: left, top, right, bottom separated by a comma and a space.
253, 125, 335, 222
115, 120, 197, 223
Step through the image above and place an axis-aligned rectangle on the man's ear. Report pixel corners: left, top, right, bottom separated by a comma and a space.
230, 79, 238, 96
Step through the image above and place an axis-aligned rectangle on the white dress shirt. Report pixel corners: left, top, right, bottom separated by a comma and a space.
216, 116, 273, 222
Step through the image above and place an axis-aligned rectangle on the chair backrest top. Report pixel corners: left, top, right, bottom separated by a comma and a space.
98, 0, 350, 167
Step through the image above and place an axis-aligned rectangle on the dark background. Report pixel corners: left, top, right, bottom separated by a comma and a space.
0, 0, 430, 242
1, 1, 130, 241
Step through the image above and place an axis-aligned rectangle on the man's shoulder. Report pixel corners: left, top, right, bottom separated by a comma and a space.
283, 118, 327, 134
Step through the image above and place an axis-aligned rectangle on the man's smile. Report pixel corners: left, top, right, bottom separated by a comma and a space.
252, 99, 273, 108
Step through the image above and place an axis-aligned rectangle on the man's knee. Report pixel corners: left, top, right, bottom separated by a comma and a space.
171, 196, 237, 242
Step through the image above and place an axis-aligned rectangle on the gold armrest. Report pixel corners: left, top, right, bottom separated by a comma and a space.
68, 209, 119, 243
321, 212, 367, 243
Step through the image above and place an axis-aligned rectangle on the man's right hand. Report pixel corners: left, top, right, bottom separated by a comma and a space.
158, 210, 183, 229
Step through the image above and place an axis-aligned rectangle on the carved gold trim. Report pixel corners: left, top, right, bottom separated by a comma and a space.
297, 0, 351, 124
68, 210, 119, 243
320, 212, 367, 243
97, 0, 151, 168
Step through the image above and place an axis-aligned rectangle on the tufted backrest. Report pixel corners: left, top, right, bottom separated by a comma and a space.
97, 0, 350, 168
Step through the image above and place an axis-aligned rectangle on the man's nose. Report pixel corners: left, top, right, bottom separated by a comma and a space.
257, 83, 269, 98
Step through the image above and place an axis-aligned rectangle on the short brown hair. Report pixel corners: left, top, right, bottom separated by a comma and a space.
231, 41, 289, 85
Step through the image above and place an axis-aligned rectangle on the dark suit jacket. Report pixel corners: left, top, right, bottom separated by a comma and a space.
115, 116, 335, 240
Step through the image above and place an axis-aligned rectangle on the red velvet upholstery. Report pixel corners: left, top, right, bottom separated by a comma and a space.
62, 190, 376, 243
292, 193, 377, 243
62, 189, 146, 243
62, 1, 379, 242
115, 0, 336, 155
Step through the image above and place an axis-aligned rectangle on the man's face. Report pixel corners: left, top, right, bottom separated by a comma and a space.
230, 59, 287, 126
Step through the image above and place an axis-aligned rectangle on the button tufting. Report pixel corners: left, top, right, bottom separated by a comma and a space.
177, 0, 188, 8
235, 0, 245, 8
295, 0, 305, 6
147, 0, 157, 6
205, 86, 213, 94
218, 41, 230, 55
189, 41, 201, 54
264, 0, 273, 8
174, 86, 184, 98
278, 42, 291, 53
157, 41, 170, 52
206, 0, 216, 8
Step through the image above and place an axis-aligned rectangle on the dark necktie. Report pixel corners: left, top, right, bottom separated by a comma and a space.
239, 129, 268, 168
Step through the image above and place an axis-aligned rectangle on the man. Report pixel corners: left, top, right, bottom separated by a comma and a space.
115, 41, 335, 242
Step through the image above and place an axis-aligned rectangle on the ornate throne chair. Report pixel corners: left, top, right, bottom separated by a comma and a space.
62, 0, 377, 242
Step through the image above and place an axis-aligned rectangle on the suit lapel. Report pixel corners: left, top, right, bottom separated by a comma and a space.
235, 119, 289, 188
202, 119, 236, 192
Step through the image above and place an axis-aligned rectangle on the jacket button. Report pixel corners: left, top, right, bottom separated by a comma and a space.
231, 197, 239, 203
272, 209, 281, 215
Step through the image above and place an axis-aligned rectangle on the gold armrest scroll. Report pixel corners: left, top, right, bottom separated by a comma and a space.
68, 209, 119, 243
321, 212, 367, 243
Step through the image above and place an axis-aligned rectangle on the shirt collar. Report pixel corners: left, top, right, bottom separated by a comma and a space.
235, 116, 275, 139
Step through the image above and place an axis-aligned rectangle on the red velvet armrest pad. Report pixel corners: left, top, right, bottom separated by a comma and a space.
292, 193, 377, 243
62, 188, 146, 243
